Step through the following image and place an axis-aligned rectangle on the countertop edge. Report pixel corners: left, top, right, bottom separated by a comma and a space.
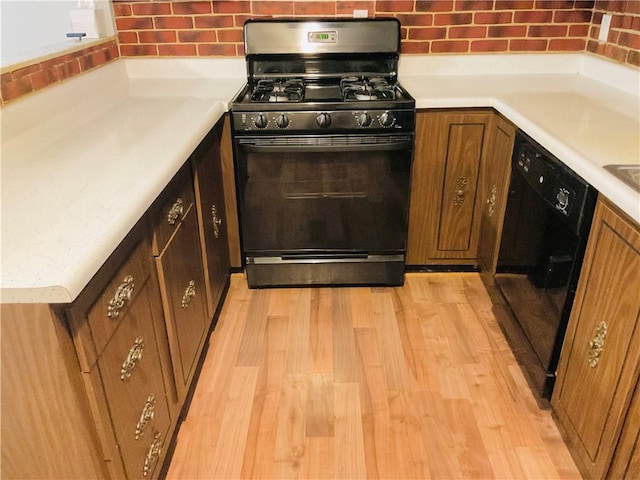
2, 54, 639, 304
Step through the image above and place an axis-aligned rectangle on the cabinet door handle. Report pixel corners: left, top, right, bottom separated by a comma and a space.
143, 431, 163, 477
486, 184, 497, 218
135, 394, 156, 440
588, 321, 608, 368
454, 177, 468, 206
181, 280, 196, 308
120, 336, 144, 380
107, 275, 135, 319
167, 198, 184, 225
211, 204, 223, 239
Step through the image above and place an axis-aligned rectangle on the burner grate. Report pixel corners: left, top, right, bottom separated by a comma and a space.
250, 78, 305, 103
340, 76, 397, 102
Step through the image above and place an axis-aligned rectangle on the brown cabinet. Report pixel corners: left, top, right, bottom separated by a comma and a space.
408, 110, 508, 266
218, 115, 242, 269
552, 198, 640, 479
152, 166, 209, 401
477, 114, 516, 279
191, 119, 231, 320
1, 118, 235, 479
95, 265, 172, 479
66, 222, 172, 479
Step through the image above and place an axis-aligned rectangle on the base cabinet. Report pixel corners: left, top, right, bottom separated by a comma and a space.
1, 302, 111, 479
154, 199, 209, 401
408, 110, 512, 267
94, 246, 172, 478
66, 222, 172, 480
1, 117, 233, 479
552, 198, 640, 479
477, 114, 515, 279
191, 119, 231, 320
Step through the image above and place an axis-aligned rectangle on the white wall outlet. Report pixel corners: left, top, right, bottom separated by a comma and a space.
598, 13, 612, 43
353, 9, 368, 18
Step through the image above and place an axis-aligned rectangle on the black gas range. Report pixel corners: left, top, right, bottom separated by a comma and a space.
231, 19, 415, 133
231, 19, 415, 287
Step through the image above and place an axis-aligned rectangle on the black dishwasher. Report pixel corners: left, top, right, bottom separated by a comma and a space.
495, 131, 597, 399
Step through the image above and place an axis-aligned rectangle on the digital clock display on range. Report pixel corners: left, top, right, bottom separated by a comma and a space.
308, 31, 337, 43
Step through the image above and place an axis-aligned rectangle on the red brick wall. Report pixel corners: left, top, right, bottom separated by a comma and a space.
110, 0, 638, 66
2, 1, 637, 105
588, 0, 640, 65
0, 39, 119, 105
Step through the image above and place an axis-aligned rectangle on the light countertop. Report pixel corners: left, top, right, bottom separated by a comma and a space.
1, 60, 245, 303
2, 54, 639, 304
400, 73, 639, 224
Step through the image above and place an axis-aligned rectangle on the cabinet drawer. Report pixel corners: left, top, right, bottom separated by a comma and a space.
152, 168, 195, 256
116, 395, 170, 479
97, 272, 170, 479
87, 238, 151, 359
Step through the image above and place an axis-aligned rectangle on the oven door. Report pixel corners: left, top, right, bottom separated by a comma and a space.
234, 133, 413, 286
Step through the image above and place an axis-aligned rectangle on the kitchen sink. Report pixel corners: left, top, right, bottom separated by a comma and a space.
604, 164, 640, 193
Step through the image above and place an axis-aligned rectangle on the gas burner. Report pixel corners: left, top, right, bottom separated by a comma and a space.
340, 76, 397, 102
250, 78, 305, 103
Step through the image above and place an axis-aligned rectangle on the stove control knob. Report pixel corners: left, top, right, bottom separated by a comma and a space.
356, 113, 372, 128
316, 112, 331, 128
379, 111, 395, 127
253, 114, 268, 129
275, 114, 290, 129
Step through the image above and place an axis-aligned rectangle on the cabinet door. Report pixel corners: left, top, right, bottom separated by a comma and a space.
552, 199, 640, 479
219, 115, 242, 268
407, 110, 493, 265
477, 114, 515, 280
192, 119, 231, 320
156, 205, 208, 399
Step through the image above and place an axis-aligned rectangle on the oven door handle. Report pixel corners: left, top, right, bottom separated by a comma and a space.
237, 135, 413, 153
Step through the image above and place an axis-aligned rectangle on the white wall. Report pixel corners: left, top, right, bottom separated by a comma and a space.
0, 0, 115, 68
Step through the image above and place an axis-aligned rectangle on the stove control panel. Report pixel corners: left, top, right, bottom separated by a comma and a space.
233, 109, 414, 132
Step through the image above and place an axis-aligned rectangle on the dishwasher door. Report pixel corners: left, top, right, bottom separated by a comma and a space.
495, 131, 597, 399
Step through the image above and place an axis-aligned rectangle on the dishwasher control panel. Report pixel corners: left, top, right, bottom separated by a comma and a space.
512, 132, 596, 236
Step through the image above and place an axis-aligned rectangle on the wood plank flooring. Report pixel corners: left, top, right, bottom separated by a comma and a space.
165, 273, 581, 479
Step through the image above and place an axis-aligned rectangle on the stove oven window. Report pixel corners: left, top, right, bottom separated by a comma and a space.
237, 148, 411, 255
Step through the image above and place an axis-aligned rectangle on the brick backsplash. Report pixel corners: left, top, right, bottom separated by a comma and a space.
0, 39, 119, 105
111, 0, 638, 66
1, 1, 637, 105
588, 0, 640, 65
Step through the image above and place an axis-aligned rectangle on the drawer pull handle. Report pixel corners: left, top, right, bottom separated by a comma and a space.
588, 321, 608, 368
120, 336, 144, 381
211, 204, 223, 239
454, 177, 468, 206
135, 394, 156, 440
181, 280, 196, 308
143, 431, 163, 477
107, 275, 135, 319
167, 198, 184, 225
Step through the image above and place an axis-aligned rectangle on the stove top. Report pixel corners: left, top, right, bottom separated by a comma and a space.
231, 19, 415, 133
247, 76, 400, 105
234, 76, 413, 111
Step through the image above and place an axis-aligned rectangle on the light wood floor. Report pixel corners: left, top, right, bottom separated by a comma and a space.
166, 273, 581, 479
